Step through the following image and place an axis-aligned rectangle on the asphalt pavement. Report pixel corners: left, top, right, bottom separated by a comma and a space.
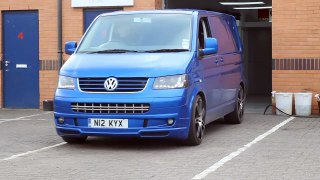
0, 109, 320, 179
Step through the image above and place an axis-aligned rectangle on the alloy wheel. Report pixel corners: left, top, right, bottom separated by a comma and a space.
194, 97, 205, 140
237, 87, 245, 121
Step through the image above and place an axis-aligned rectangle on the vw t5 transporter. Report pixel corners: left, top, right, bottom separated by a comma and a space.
54, 10, 246, 145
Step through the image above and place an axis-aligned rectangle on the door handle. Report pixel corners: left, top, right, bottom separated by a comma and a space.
4, 61, 10, 66
3, 60, 10, 72
195, 78, 202, 83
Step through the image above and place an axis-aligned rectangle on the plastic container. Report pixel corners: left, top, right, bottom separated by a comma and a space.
275, 92, 293, 115
294, 92, 312, 116
43, 100, 53, 111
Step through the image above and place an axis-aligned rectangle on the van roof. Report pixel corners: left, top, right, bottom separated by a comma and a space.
99, 9, 230, 17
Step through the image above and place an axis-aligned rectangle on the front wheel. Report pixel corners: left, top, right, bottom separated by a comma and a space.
225, 86, 245, 124
186, 95, 206, 146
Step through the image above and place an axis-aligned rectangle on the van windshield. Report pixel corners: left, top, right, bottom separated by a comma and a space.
77, 14, 192, 53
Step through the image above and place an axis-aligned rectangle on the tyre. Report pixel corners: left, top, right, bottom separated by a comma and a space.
62, 136, 87, 144
186, 95, 206, 146
225, 85, 245, 124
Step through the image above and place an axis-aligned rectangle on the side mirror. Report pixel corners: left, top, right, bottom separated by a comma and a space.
65, 41, 77, 55
201, 38, 218, 56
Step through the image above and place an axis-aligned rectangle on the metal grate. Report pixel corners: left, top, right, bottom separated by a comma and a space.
79, 77, 148, 92
71, 103, 150, 114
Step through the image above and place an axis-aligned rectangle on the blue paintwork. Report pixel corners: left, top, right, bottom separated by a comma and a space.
3, 11, 39, 108
54, 10, 245, 140
65, 41, 77, 55
60, 53, 193, 78
203, 38, 218, 55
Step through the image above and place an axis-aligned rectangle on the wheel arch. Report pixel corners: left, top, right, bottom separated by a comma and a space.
240, 81, 247, 101
189, 90, 207, 110
197, 91, 206, 108
186, 88, 207, 127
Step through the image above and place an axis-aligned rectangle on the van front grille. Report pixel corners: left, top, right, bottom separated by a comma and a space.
78, 77, 148, 93
71, 103, 150, 114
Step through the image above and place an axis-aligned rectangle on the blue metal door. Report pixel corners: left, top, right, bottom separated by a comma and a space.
84, 8, 122, 31
3, 11, 39, 108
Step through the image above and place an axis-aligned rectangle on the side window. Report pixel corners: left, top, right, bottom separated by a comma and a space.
198, 17, 211, 50
209, 16, 237, 53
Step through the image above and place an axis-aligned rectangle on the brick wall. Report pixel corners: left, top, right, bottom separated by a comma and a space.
0, 72, 2, 108
125, 0, 159, 10
62, 0, 84, 61
39, 71, 58, 108
273, 0, 320, 58
273, 0, 320, 113
155, 0, 164, 9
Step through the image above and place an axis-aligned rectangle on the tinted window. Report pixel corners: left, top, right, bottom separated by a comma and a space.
209, 16, 237, 53
198, 17, 211, 50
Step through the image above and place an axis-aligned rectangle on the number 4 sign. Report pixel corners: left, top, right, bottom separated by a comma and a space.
17, 32, 24, 40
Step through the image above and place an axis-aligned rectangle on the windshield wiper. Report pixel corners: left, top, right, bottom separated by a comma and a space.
145, 49, 189, 53
85, 49, 141, 54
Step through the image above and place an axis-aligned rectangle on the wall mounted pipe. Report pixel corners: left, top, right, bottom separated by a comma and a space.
57, 0, 63, 71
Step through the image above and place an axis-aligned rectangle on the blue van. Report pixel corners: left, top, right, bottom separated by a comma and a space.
54, 10, 246, 145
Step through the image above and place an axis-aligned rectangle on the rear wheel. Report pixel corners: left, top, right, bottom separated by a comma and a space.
186, 95, 206, 146
62, 136, 87, 144
225, 86, 245, 124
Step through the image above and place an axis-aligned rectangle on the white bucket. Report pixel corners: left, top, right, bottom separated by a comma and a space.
294, 92, 312, 116
275, 92, 293, 115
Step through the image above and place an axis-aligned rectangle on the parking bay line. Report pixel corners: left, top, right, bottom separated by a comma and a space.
0, 112, 64, 162
0, 112, 52, 121
0, 119, 47, 125
192, 116, 296, 180
0, 142, 67, 162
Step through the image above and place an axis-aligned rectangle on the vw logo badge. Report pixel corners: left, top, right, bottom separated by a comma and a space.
104, 77, 118, 91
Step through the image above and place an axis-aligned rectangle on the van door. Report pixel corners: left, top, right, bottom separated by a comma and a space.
197, 16, 222, 121
209, 16, 241, 110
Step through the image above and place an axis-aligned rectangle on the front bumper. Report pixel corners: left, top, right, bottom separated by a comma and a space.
54, 96, 191, 140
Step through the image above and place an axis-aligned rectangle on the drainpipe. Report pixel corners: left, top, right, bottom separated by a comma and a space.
57, 0, 63, 71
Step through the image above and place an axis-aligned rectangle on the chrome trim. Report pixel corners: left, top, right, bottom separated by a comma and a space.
77, 78, 150, 94
71, 103, 150, 114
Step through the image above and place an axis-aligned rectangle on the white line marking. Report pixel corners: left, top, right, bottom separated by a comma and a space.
0, 142, 66, 162
192, 117, 295, 180
0, 119, 47, 125
15, 112, 51, 120
0, 112, 51, 122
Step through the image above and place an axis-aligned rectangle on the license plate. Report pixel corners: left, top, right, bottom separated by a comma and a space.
89, 119, 128, 128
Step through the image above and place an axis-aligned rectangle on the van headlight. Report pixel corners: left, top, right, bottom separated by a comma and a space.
153, 74, 188, 90
58, 76, 75, 89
